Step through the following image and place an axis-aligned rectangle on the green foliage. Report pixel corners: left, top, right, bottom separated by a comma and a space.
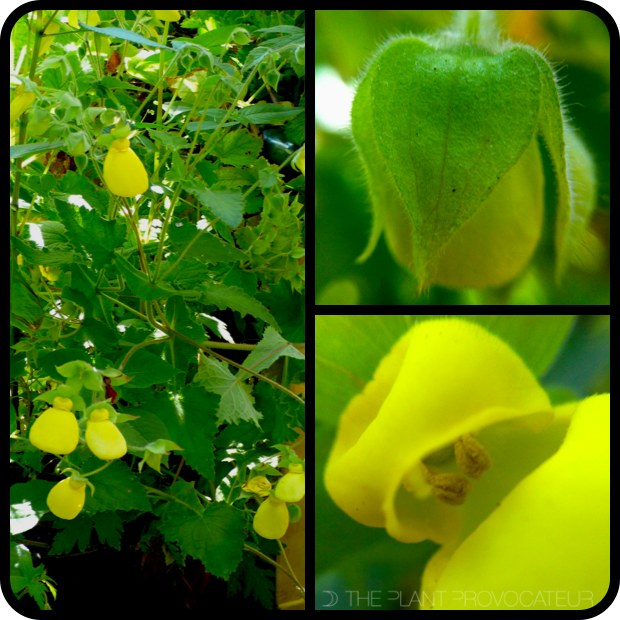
10, 9, 305, 612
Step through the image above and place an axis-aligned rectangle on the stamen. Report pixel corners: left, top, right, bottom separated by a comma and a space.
454, 433, 492, 479
422, 466, 473, 506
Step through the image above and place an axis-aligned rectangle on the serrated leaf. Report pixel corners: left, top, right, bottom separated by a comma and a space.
237, 327, 306, 383
168, 219, 247, 263
199, 281, 280, 332
78, 21, 175, 51
121, 349, 184, 389
159, 493, 246, 580
194, 357, 263, 427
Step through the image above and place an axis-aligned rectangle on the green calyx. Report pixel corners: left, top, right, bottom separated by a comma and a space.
352, 10, 595, 292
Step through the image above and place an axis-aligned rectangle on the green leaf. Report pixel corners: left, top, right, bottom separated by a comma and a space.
199, 281, 281, 332
194, 357, 264, 427
77, 21, 175, 51
159, 487, 246, 579
10, 141, 65, 160
114, 254, 178, 302
121, 349, 184, 389
167, 219, 248, 263
236, 326, 306, 383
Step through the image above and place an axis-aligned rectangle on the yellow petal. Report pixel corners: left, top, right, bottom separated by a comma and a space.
294, 145, 305, 176
243, 476, 273, 496
53, 397, 74, 412
154, 10, 181, 22
253, 496, 290, 540
324, 318, 553, 544
89, 408, 110, 422
87, 11, 101, 27
86, 420, 128, 460
47, 478, 86, 520
30, 407, 79, 455
38, 21, 60, 56
423, 393, 610, 610
68, 10, 78, 29
39, 265, 61, 281
103, 138, 149, 197
276, 471, 306, 503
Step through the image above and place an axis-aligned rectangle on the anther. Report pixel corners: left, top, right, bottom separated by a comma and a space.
422, 467, 473, 506
454, 433, 492, 479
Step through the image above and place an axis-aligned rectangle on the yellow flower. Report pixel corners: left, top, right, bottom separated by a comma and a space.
154, 10, 181, 22
86, 408, 127, 461
325, 319, 553, 543
243, 476, 273, 497
253, 495, 290, 540
276, 464, 305, 503
324, 318, 610, 610
47, 478, 86, 520
30, 401, 79, 455
103, 138, 149, 197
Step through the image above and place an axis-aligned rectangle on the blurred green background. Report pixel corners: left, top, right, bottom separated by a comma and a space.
315, 10, 610, 305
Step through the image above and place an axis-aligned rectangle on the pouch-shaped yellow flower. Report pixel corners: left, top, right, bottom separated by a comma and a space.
86, 408, 128, 460
276, 464, 306, 503
47, 478, 86, 520
30, 403, 79, 455
253, 495, 290, 540
103, 138, 149, 197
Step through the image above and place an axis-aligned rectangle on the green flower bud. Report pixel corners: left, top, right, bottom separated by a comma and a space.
351, 10, 595, 292
232, 28, 251, 46
66, 131, 90, 157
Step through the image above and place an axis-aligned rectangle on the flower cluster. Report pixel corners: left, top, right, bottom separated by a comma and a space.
245, 463, 306, 540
